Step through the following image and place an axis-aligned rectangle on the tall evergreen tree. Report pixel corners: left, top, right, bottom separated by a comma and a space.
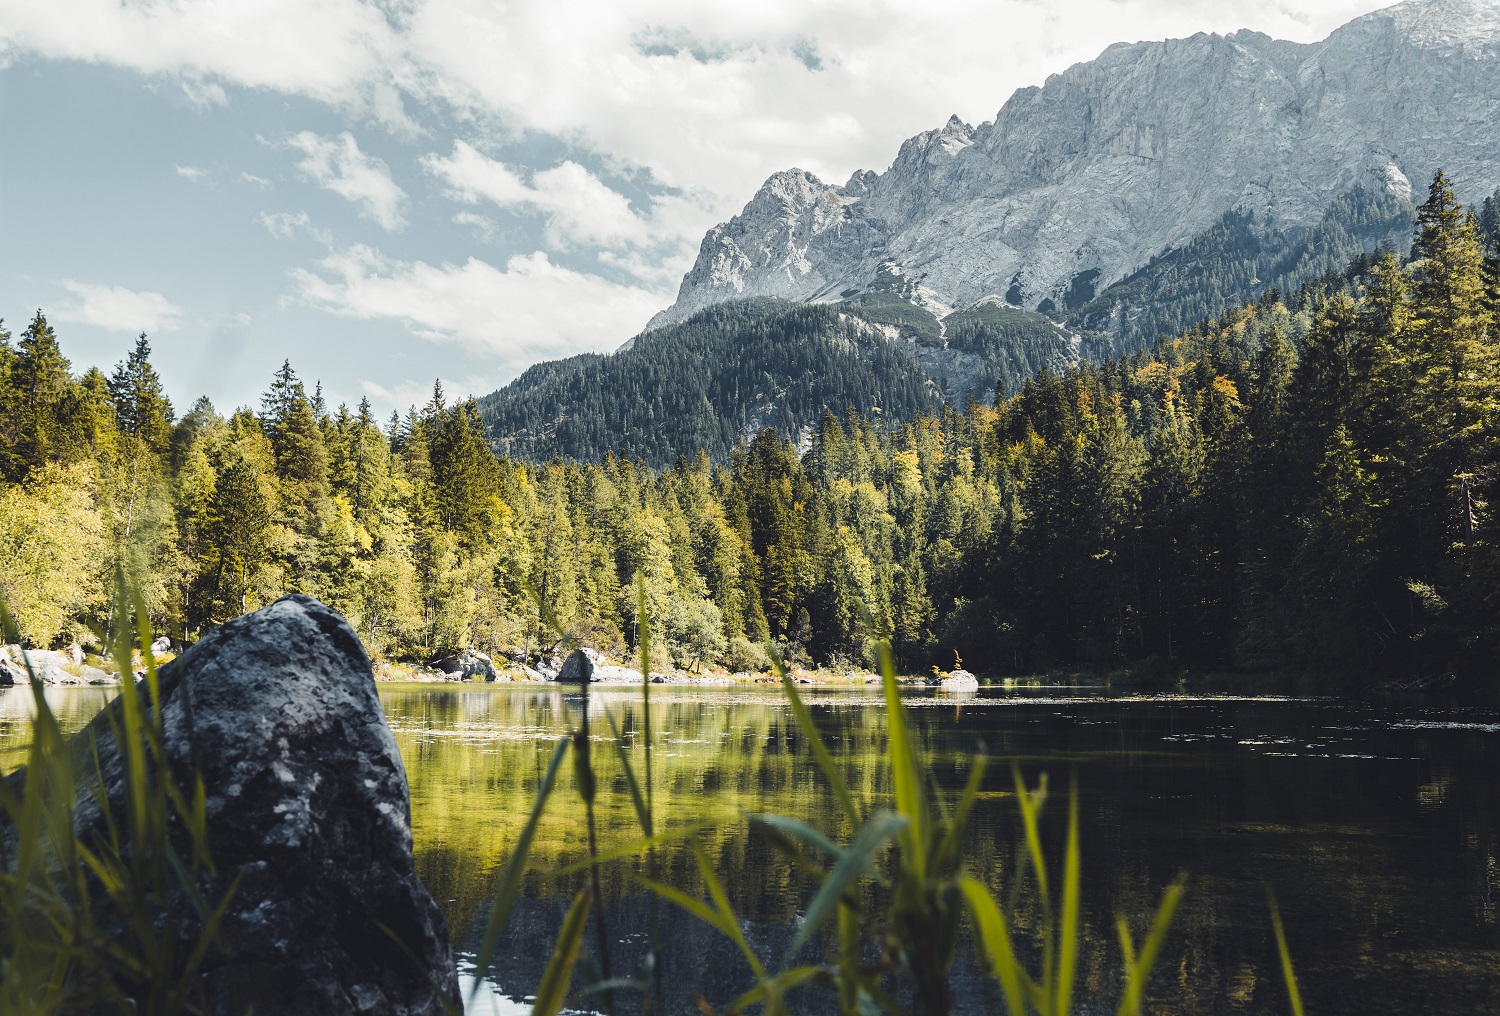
108, 333, 175, 452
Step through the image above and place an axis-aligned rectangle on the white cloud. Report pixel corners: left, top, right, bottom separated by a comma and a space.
0, 0, 410, 123
289, 244, 667, 372
258, 211, 332, 244
423, 141, 656, 250
55, 281, 184, 333
396, 0, 1388, 205
452, 210, 501, 243
0, 1, 1390, 210
3, 0, 1394, 380
240, 172, 272, 188
175, 164, 210, 183
287, 131, 406, 231
178, 77, 228, 107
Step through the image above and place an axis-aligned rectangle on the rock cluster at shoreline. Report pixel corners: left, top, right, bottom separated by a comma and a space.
0, 644, 117, 686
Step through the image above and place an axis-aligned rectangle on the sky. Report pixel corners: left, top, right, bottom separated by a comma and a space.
0, 0, 1390, 419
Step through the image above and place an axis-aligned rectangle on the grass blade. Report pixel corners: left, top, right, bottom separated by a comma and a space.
604, 709, 652, 836
876, 641, 926, 876
694, 839, 767, 981
1116, 877, 1185, 1016
747, 814, 847, 861
549, 823, 708, 878
532, 888, 593, 1016
473, 737, 569, 993
775, 660, 861, 829
933, 754, 988, 875
959, 876, 1032, 1016
1055, 788, 1081, 1016
1012, 766, 1050, 912
632, 874, 733, 936
1269, 894, 1305, 1016
725, 965, 827, 1015
786, 810, 908, 963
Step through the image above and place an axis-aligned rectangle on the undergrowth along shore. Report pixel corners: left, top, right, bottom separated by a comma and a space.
0, 577, 1307, 1015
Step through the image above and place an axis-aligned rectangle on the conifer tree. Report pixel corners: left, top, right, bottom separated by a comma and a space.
2, 311, 74, 479
205, 457, 272, 618
108, 333, 176, 452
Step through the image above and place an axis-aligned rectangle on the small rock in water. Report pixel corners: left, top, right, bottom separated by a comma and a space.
939, 669, 979, 692
63, 594, 459, 1016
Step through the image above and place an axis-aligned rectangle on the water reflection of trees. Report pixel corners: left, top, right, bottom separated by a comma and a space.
386, 689, 1500, 1015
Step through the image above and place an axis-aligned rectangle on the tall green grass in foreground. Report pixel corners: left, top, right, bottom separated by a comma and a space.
0, 579, 234, 1015
476, 576, 1308, 1016
0, 578, 1305, 1015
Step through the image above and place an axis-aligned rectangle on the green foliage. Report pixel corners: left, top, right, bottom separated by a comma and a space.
944, 301, 1075, 398
1069, 187, 1413, 358
3, 170, 1498, 682
108, 335, 175, 455
843, 291, 944, 346
0, 463, 106, 646
0, 582, 234, 1014
476, 299, 940, 466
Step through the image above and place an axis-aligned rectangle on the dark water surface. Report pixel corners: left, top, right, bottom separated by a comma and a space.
380, 684, 1500, 1015
4, 684, 1496, 1013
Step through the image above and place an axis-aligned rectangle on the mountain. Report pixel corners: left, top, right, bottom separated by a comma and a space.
475, 298, 1072, 466
649, 0, 1500, 354
479, 0, 1500, 465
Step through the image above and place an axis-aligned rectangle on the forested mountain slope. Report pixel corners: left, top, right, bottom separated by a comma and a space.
475, 298, 1072, 465
4, 172, 1500, 685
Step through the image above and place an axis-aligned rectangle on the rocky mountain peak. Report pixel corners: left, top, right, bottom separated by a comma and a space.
1357, 0, 1500, 51
649, 0, 1500, 332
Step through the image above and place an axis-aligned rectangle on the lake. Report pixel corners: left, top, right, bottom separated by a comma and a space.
5, 683, 1497, 1014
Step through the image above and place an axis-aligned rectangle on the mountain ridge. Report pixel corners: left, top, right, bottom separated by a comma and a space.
648, 0, 1500, 340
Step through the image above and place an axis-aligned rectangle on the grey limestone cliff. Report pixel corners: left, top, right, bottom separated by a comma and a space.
651, 0, 1500, 329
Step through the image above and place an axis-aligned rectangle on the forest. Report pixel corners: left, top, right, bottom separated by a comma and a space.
2, 171, 1499, 683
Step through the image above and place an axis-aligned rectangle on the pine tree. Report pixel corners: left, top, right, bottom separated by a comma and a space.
1409, 173, 1494, 547
1, 311, 75, 479
261, 361, 328, 488
428, 399, 503, 552
108, 333, 176, 452
205, 457, 272, 618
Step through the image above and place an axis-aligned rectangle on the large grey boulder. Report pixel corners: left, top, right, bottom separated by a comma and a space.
70, 594, 458, 1016
431, 648, 497, 681
557, 648, 647, 685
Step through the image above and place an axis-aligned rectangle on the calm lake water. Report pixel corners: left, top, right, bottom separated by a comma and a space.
5, 683, 1498, 1014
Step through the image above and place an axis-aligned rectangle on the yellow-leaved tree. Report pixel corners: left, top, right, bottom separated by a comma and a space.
0, 461, 105, 646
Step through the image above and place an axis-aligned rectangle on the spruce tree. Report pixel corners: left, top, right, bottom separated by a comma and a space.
108, 333, 176, 452
205, 457, 272, 618
2, 311, 75, 479
260, 361, 328, 488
